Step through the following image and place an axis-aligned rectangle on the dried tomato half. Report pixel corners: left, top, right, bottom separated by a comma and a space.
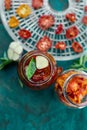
82, 16, 87, 25
4, 0, 11, 10
18, 29, 31, 39
32, 0, 43, 9
72, 41, 83, 53
65, 13, 76, 22
38, 15, 55, 30
66, 26, 79, 39
55, 24, 63, 35
16, 4, 31, 18
8, 16, 19, 28
55, 42, 66, 50
36, 36, 52, 52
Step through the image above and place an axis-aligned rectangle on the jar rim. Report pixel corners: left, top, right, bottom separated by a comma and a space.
18, 50, 55, 86
63, 70, 87, 108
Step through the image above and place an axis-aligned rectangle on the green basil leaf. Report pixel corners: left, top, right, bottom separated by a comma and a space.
26, 58, 36, 80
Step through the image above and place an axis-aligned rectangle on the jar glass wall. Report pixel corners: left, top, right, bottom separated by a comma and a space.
18, 50, 58, 90
55, 69, 87, 108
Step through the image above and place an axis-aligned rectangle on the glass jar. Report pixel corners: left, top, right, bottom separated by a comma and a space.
18, 50, 58, 90
55, 69, 87, 108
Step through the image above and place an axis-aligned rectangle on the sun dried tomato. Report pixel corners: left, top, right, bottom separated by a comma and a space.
65, 13, 76, 22
4, 0, 11, 10
36, 36, 52, 52
72, 41, 83, 53
55, 24, 63, 34
16, 4, 31, 18
8, 16, 19, 28
55, 42, 66, 50
67, 76, 87, 104
66, 26, 79, 39
38, 15, 55, 30
18, 29, 31, 39
82, 16, 87, 25
32, 0, 43, 9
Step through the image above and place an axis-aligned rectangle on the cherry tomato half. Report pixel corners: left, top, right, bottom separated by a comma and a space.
55, 24, 63, 35
38, 15, 55, 30
65, 13, 76, 22
72, 41, 83, 53
16, 4, 31, 18
32, 0, 43, 9
4, 0, 11, 10
8, 16, 19, 28
36, 36, 52, 52
66, 26, 79, 39
18, 29, 31, 39
55, 42, 66, 50
82, 16, 87, 25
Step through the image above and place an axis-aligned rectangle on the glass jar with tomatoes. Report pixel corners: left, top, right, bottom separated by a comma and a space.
55, 69, 87, 108
18, 50, 58, 90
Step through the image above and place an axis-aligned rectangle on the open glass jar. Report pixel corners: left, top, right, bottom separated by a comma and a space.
55, 69, 87, 108
18, 50, 58, 90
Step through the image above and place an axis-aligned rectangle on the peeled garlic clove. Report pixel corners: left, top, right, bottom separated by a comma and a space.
36, 56, 49, 69
9, 41, 18, 49
12, 53, 20, 61
15, 45, 23, 54
7, 48, 14, 60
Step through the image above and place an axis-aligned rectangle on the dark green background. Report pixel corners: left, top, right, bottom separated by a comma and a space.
0, 19, 87, 130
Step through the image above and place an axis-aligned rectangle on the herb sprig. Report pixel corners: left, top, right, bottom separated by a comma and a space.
71, 55, 87, 71
0, 52, 12, 70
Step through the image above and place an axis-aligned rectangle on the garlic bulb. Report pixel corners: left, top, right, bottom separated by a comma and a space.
7, 41, 23, 61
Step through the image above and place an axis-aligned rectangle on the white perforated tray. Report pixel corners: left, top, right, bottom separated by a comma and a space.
0, 0, 87, 60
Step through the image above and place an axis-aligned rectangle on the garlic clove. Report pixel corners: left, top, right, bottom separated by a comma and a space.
7, 48, 14, 60
12, 53, 20, 61
15, 45, 23, 54
36, 56, 49, 69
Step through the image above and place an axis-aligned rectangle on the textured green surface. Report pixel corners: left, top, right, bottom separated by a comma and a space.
0, 5, 87, 130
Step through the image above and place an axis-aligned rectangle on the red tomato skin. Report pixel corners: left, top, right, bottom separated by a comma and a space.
36, 36, 52, 52
65, 13, 76, 22
82, 16, 87, 25
55, 42, 66, 50
55, 24, 63, 35
38, 15, 55, 30
72, 41, 83, 53
18, 29, 31, 39
32, 0, 43, 9
66, 26, 79, 39
5, 0, 11, 10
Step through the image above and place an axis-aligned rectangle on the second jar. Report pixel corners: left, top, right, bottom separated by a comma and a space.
55, 69, 87, 108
